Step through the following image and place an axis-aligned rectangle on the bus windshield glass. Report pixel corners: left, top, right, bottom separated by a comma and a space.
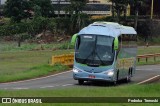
75, 35, 115, 66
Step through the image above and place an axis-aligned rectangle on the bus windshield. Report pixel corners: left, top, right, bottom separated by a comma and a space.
75, 35, 115, 67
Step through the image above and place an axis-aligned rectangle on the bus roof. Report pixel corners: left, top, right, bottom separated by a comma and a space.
78, 22, 137, 37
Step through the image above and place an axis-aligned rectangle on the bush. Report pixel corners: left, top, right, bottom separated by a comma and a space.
55, 17, 71, 34
137, 20, 160, 41
58, 42, 74, 50
0, 22, 29, 36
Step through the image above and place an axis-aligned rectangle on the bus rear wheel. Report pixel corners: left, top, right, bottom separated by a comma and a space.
126, 68, 132, 83
78, 80, 84, 85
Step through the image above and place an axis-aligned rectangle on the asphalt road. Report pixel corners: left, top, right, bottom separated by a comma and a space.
0, 65, 159, 90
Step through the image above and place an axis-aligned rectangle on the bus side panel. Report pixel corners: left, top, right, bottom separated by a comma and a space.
130, 37, 137, 75
116, 34, 137, 79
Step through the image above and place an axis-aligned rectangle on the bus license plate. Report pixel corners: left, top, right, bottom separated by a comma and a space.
89, 75, 95, 79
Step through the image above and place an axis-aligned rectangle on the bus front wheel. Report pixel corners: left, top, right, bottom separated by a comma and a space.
113, 70, 119, 86
78, 80, 84, 85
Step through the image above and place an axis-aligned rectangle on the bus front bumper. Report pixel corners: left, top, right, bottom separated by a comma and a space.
73, 72, 115, 82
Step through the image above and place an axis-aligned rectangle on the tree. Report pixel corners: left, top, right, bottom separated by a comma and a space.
31, 0, 54, 17
33, 5, 42, 18
67, 0, 88, 33
129, 0, 144, 30
110, 0, 129, 23
110, 0, 146, 30
142, 0, 160, 16
27, 16, 56, 38
154, 0, 160, 15
4, 0, 32, 23
70, 0, 87, 15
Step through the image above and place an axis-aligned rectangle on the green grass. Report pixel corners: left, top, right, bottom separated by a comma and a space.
0, 44, 159, 105
0, 41, 73, 52
0, 64, 68, 83
0, 50, 73, 83
137, 46, 160, 65
138, 37, 160, 46
0, 84, 159, 97
0, 41, 74, 83
0, 84, 159, 106
137, 59, 160, 65
138, 46, 160, 55
0, 43, 159, 83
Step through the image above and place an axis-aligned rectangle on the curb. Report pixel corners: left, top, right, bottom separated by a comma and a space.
137, 75, 160, 84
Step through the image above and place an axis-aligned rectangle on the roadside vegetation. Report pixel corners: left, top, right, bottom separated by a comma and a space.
138, 46, 160, 55
0, 64, 69, 83
137, 46, 160, 65
0, 43, 159, 83
1, 83, 159, 97
0, 83, 159, 106
0, 0, 159, 83
0, 2, 159, 105
0, 41, 73, 52
0, 47, 73, 83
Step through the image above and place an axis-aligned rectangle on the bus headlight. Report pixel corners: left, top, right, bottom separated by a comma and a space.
73, 68, 82, 73
107, 71, 114, 76
105, 69, 114, 76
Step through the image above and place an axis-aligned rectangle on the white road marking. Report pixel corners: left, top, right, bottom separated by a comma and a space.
136, 69, 152, 71
136, 68, 160, 71
62, 84, 74, 87
13, 88, 29, 90
1, 70, 72, 84
137, 75, 160, 84
40, 85, 60, 89
40, 86, 54, 89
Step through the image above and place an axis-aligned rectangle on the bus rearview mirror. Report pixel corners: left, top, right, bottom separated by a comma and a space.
71, 34, 78, 46
114, 37, 119, 50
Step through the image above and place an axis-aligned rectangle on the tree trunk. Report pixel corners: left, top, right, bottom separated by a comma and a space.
117, 9, 120, 23
18, 37, 21, 47
134, 8, 138, 31
112, 1, 115, 18
124, 6, 127, 24
58, 0, 61, 17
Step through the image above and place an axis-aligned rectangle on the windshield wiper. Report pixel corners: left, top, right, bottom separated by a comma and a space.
94, 35, 105, 66
83, 51, 104, 67
82, 49, 105, 66
94, 50, 105, 65
82, 49, 94, 64
82, 35, 105, 66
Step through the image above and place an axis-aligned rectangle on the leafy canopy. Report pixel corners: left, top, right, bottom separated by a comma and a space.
4, 0, 32, 23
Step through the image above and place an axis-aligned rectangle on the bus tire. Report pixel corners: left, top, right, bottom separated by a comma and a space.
113, 70, 119, 86
131, 67, 133, 77
78, 80, 84, 85
126, 68, 131, 83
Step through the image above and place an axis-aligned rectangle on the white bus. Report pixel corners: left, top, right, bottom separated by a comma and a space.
71, 22, 137, 85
